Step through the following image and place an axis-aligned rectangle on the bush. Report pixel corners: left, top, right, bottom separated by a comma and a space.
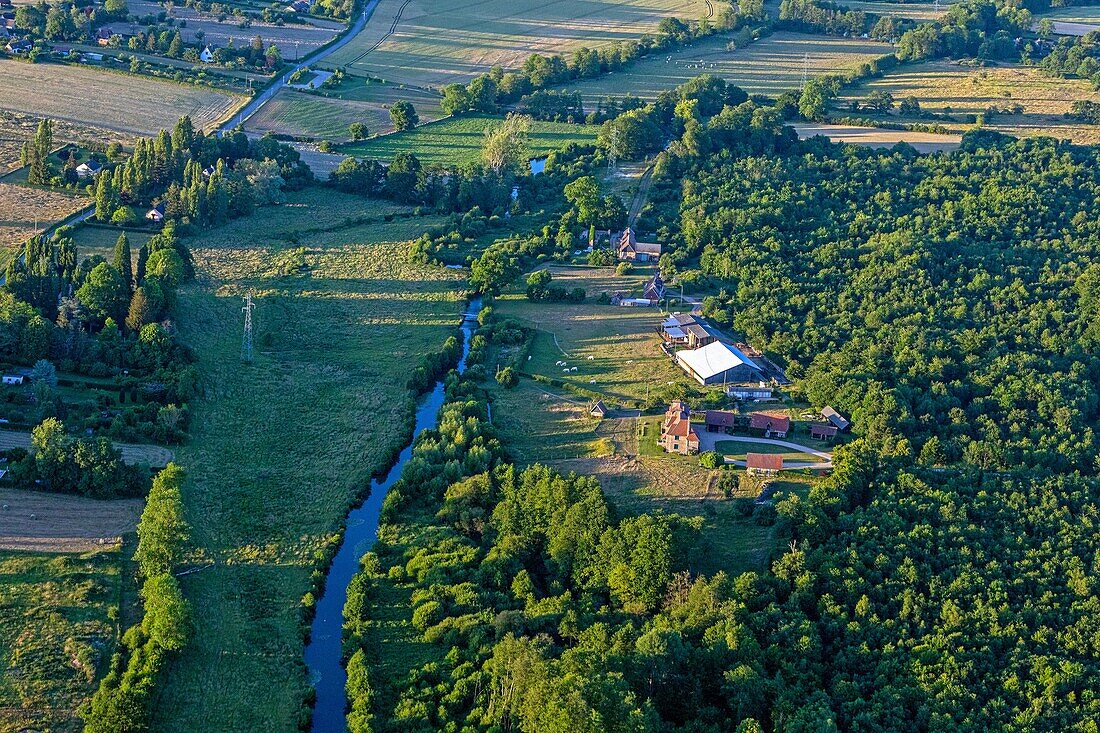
495, 367, 518, 388
699, 450, 722, 469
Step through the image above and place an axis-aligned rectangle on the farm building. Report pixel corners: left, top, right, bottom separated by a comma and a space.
746, 453, 783, 475
661, 313, 697, 344
728, 384, 773, 400
704, 410, 736, 433
589, 400, 608, 418
822, 406, 850, 431
750, 412, 790, 439
659, 400, 699, 455
146, 202, 166, 222
4, 38, 30, 54
676, 341, 763, 386
617, 228, 662, 262
810, 423, 838, 441
286, 0, 312, 12
76, 159, 103, 179
2, 375, 25, 385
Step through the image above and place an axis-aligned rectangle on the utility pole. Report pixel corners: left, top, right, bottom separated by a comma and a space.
801, 53, 809, 91
241, 293, 254, 362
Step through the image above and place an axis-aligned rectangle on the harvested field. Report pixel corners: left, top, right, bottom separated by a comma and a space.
327, 0, 716, 88
843, 0, 957, 20
0, 183, 91, 253
568, 31, 892, 103
793, 122, 962, 152
247, 75, 444, 142
1036, 6, 1100, 36
0, 488, 142, 553
129, 0, 345, 57
0, 429, 174, 468
339, 114, 598, 166
839, 61, 1100, 145
0, 60, 245, 135
0, 111, 133, 174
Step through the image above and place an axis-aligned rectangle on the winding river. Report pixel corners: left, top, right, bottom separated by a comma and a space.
305, 299, 480, 732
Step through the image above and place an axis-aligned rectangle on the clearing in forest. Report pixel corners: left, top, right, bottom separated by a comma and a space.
149, 188, 468, 732
0, 61, 245, 135
326, 0, 718, 88
567, 31, 891, 102
839, 61, 1100, 145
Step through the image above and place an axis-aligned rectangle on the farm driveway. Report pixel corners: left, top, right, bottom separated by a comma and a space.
696, 432, 833, 469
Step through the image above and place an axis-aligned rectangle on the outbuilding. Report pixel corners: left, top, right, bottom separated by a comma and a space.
822, 406, 850, 431
746, 453, 783, 475
750, 412, 790, 439
676, 341, 763, 386
589, 400, 608, 418
704, 410, 736, 433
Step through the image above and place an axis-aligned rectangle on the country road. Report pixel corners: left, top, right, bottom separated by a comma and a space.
219, 0, 383, 132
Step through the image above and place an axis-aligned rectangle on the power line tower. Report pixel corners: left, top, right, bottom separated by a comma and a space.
241, 293, 254, 363
607, 126, 619, 173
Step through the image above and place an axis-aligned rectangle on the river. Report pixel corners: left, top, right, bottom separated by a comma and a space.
304, 299, 480, 733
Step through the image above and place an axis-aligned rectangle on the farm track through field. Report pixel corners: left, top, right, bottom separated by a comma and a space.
346, 0, 414, 64
703, 0, 714, 18
627, 162, 655, 227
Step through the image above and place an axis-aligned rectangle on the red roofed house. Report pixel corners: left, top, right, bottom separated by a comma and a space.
809, 423, 838, 441
704, 410, 736, 433
659, 400, 699, 455
750, 412, 790, 439
746, 453, 783, 475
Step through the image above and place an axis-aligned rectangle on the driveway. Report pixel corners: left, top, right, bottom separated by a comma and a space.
696, 430, 833, 470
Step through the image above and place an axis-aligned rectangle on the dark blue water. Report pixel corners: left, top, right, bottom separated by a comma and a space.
305, 300, 480, 732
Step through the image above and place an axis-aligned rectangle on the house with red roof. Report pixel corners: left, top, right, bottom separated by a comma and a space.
746, 453, 783, 475
659, 401, 699, 455
750, 412, 790, 439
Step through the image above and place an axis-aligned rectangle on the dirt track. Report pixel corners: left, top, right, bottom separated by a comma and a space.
0, 487, 142, 553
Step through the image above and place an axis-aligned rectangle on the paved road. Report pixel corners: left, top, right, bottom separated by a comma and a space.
219, 0, 382, 132
696, 431, 833, 470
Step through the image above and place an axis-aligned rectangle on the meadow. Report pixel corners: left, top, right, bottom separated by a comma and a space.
842, 0, 957, 20
0, 183, 91, 253
149, 188, 469, 732
69, 225, 154, 262
325, 0, 714, 88
567, 31, 892, 103
1036, 5, 1100, 36
0, 61, 245, 135
793, 122, 962, 151
339, 114, 600, 166
0, 548, 133, 733
839, 61, 1100, 144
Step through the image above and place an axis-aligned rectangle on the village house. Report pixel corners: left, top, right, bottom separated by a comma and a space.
95, 27, 114, 45
617, 227, 662, 262
822, 406, 850, 431
810, 423, 838, 441
76, 159, 103, 179
746, 452, 783, 475
200, 45, 215, 63
286, 0, 312, 12
146, 202, 166, 222
4, 38, 30, 54
676, 340, 763, 386
643, 271, 665, 301
750, 412, 790, 439
704, 410, 736, 433
659, 400, 699, 455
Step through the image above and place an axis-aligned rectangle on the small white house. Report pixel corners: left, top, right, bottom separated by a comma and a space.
146, 202, 166, 222
76, 159, 103, 179
200, 45, 215, 63
2, 375, 25, 385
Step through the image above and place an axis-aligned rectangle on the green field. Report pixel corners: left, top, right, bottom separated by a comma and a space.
567, 31, 892, 103
715, 438, 827, 461
326, 0, 718, 88
70, 225, 155, 262
339, 114, 599, 166
0, 548, 132, 733
838, 60, 1100, 145
148, 188, 468, 731
843, 0, 957, 20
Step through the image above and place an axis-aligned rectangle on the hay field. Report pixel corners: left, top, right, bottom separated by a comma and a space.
568, 31, 892, 102
0, 183, 91, 253
0, 61, 245, 135
339, 114, 598, 166
327, 0, 717, 88
148, 188, 468, 732
839, 61, 1100, 145
0, 488, 142, 553
843, 0, 957, 20
0, 548, 129, 733
793, 122, 961, 151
